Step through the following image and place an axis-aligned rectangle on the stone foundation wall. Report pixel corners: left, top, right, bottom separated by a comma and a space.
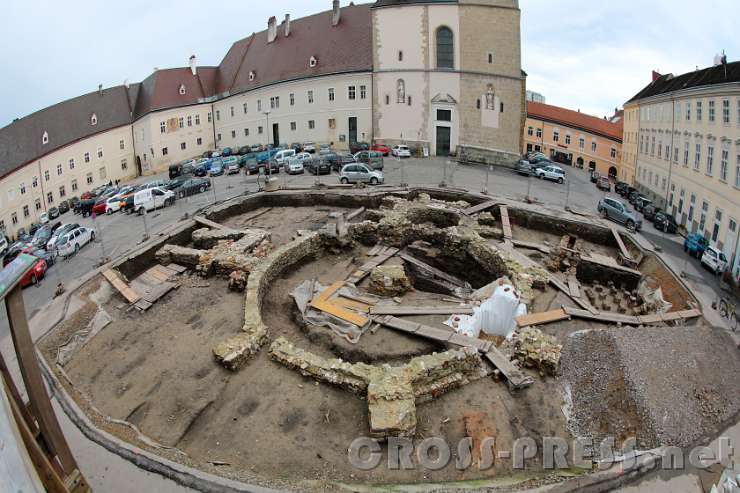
457, 145, 521, 168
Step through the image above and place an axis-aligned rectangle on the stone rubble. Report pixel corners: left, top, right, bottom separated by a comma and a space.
508, 327, 561, 377
368, 265, 412, 297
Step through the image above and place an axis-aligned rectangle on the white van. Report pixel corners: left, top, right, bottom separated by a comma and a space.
274, 149, 296, 165
134, 187, 175, 215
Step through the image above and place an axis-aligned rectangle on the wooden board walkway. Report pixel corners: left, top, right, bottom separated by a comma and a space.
369, 305, 475, 316
567, 275, 581, 299
346, 247, 399, 285
561, 306, 702, 326
373, 315, 534, 390
500, 205, 513, 240
515, 309, 569, 328
101, 269, 141, 304
463, 200, 499, 216
129, 264, 182, 311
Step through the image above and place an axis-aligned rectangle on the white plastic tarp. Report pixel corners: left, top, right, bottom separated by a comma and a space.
447, 283, 527, 340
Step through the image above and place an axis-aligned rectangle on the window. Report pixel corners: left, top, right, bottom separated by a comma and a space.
722, 99, 730, 124
488, 52, 494, 64
59, 185, 66, 197
720, 150, 729, 182
257, 127, 263, 135
216, 110, 221, 121
217, 133, 222, 141
290, 122, 297, 131
707, 146, 714, 175
689, 194, 696, 223
290, 93, 295, 106
700, 201, 709, 232
160, 121, 166, 133
308, 91, 314, 104
178, 117, 184, 128
535, 128, 542, 139
179, 84, 186, 95
162, 147, 168, 156
553, 130, 559, 142
231, 130, 236, 139
244, 128, 249, 137
658, 141, 662, 158
308, 120, 315, 130
662, 177, 667, 190
230, 106, 235, 117
709, 100, 715, 122
19, 183, 25, 195
437, 109, 452, 122
57, 163, 63, 176
97, 147, 103, 159
436, 26, 454, 69
86, 173, 93, 185
360, 85, 367, 100
651, 137, 655, 156
328, 88, 335, 101
329, 118, 336, 129
71, 180, 77, 192
121, 159, 127, 171
197, 137, 202, 146
696, 101, 703, 121
737, 153, 740, 188
611, 148, 617, 159
35, 198, 42, 210
348, 86, 356, 100
527, 126, 533, 136
385, 94, 390, 105
639, 135, 644, 153
673, 146, 678, 163
591, 141, 597, 153
665, 145, 670, 161
669, 184, 675, 206
181, 142, 187, 150
579, 137, 585, 150
44, 170, 50, 181
207, 112, 212, 123
23, 205, 29, 218
309, 56, 318, 68
47, 192, 53, 204
195, 114, 200, 125
408, 96, 412, 106
684, 142, 690, 166
42, 131, 49, 145
99, 167, 106, 180
187, 116, 192, 127
565, 134, 571, 145
120, 139, 125, 150
398, 51, 403, 62
257, 100, 262, 112
695, 144, 702, 170
686, 101, 691, 121
11, 213, 17, 225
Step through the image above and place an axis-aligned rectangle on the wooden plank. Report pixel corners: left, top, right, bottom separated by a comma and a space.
515, 309, 569, 328
483, 350, 534, 390
637, 314, 663, 324
101, 269, 141, 304
347, 247, 399, 284
137, 272, 162, 286
5, 288, 78, 475
311, 298, 369, 327
154, 264, 179, 277
167, 263, 188, 273
464, 200, 498, 216
313, 281, 345, 303
567, 275, 581, 299
145, 267, 171, 282
500, 205, 513, 240
346, 207, 366, 221
399, 252, 467, 288
142, 282, 177, 304
334, 297, 372, 313
512, 240, 551, 255
561, 306, 641, 325
374, 316, 487, 352
612, 228, 633, 261
367, 245, 384, 256
370, 305, 475, 316
241, 207, 273, 223
193, 215, 227, 230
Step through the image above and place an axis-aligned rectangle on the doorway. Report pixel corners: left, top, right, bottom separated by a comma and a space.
608, 166, 618, 179
576, 157, 584, 169
348, 117, 357, 144
436, 126, 451, 156
272, 123, 280, 147
136, 156, 142, 177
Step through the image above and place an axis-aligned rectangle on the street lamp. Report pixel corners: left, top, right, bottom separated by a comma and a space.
263, 110, 272, 182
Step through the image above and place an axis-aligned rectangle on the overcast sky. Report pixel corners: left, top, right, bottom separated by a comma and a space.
1, 0, 738, 126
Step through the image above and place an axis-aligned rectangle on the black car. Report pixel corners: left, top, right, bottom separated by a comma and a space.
642, 204, 661, 221
305, 157, 331, 175
175, 178, 211, 198
614, 182, 629, 196
590, 170, 600, 183
194, 164, 209, 177
58, 200, 70, 214
349, 141, 370, 154
261, 159, 280, 175
28, 223, 42, 236
48, 207, 60, 219
243, 158, 260, 175
654, 212, 679, 233
166, 175, 191, 191
624, 186, 638, 198
76, 199, 96, 217
290, 142, 303, 153
32, 223, 60, 249
237, 146, 250, 155
628, 191, 641, 205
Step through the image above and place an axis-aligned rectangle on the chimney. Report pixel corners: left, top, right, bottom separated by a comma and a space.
267, 16, 277, 43
651, 70, 661, 82
124, 79, 130, 89
189, 55, 197, 76
332, 0, 341, 26
284, 14, 291, 37
98, 84, 103, 96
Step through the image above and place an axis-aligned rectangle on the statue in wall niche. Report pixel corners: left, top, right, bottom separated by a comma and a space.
397, 79, 406, 104
485, 84, 495, 111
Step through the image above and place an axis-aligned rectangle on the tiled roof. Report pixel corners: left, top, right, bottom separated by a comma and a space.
0, 84, 139, 180
133, 67, 219, 119
373, 0, 456, 7
216, 3, 372, 96
526, 101, 623, 142
626, 61, 740, 104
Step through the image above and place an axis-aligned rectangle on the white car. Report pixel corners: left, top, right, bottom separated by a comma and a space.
105, 195, 123, 214
0, 236, 8, 257
39, 212, 49, 224
285, 158, 305, 175
392, 145, 411, 158
536, 165, 566, 184
134, 187, 175, 215
701, 246, 729, 275
56, 226, 95, 257
274, 149, 296, 165
302, 142, 316, 153
46, 223, 79, 250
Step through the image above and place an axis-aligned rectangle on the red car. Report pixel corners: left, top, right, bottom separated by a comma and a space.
92, 199, 107, 216
20, 258, 47, 287
371, 143, 391, 156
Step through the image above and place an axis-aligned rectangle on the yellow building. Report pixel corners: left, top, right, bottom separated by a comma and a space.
523, 102, 624, 179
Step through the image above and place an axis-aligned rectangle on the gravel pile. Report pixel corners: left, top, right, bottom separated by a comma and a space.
561, 324, 740, 450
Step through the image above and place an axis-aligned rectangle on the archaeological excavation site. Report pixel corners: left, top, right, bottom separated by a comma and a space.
38, 186, 740, 492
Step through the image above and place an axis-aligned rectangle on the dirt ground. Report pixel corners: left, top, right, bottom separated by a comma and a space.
512, 225, 619, 259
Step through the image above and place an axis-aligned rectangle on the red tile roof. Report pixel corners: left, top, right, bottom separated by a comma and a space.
526, 101, 623, 142
134, 67, 219, 119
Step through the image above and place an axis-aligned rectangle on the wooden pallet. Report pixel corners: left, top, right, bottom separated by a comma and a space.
101, 269, 141, 304
346, 247, 400, 285
515, 309, 569, 328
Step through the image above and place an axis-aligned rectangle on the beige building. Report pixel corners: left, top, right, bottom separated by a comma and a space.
523, 102, 624, 179
0, 0, 524, 239
626, 61, 740, 279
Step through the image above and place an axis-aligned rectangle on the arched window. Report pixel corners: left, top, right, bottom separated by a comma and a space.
396, 79, 405, 104
436, 26, 454, 69
90, 113, 98, 125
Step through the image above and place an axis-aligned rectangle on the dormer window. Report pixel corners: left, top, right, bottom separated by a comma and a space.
309, 56, 318, 68
249, 71, 255, 81
90, 113, 98, 125
179, 84, 186, 95
42, 131, 49, 145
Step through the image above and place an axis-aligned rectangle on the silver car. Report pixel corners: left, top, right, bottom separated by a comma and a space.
339, 164, 384, 185
598, 197, 642, 231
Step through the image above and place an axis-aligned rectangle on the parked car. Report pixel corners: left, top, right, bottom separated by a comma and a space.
33, 223, 62, 249
194, 164, 209, 177
8, 254, 47, 288
627, 191, 642, 205
105, 195, 123, 214
48, 207, 60, 220
326, 153, 356, 172
121, 195, 136, 214
56, 226, 96, 258
349, 142, 370, 155
536, 165, 566, 184
319, 143, 332, 154
305, 157, 331, 175
596, 176, 611, 191
683, 233, 709, 258
243, 158, 260, 176
75, 199, 96, 217
237, 146, 250, 155
209, 162, 224, 177
284, 158, 305, 175
58, 200, 70, 215
47, 223, 80, 251
250, 144, 263, 153
221, 147, 233, 157
371, 143, 391, 156
0, 236, 8, 257
139, 180, 168, 191
223, 157, 240, 175
92, 199, 107, 216
614, 182, 629, 196
516, 160, 538, 176
589, 170, 600, 183
642, 204, 660, 221
634, 196, 652, 213
262, 159, 281, 175
597, 197, 642, 231
623, 186, 638, 199
339, 164, 384, 185
134, 187, 175, 215
701, 246, 729, 275
39, 212, 49, 224
175, 178, 211, 198
302, 142, 316, 154
354, 151, 384, 170
256, 148, 279, 164
653, 212, 679, 233
392, 145, 412, 158
274, 149, 297, 166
